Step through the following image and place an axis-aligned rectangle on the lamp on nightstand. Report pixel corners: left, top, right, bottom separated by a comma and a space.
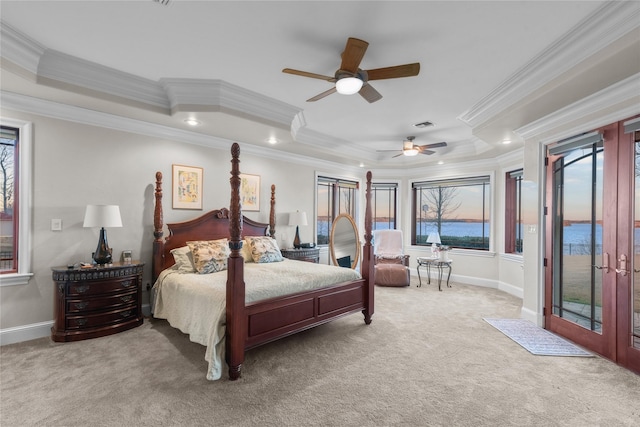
288, 211, 308, 249
427, 231, 441, 255
83, 205, 122, 265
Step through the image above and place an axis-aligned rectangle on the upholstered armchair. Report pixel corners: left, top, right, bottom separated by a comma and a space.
373, 229, 410, 266
373, 229, 410, 286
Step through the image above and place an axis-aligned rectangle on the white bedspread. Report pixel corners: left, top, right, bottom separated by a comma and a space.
152, 258, 361, 380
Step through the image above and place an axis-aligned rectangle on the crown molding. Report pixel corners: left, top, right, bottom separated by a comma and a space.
459, 1, 640, 128
514, 72, 640, 144
1, 20, 302, 132
161, 78, 301, 129
38, 49, 169, 108
0, 21, 45, 76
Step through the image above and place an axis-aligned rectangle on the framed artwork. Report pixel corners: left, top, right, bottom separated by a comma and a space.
240, 173, 260, 211
172, 164, 203, 210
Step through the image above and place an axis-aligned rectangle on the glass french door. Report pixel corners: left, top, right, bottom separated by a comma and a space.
545, 117, 640, 373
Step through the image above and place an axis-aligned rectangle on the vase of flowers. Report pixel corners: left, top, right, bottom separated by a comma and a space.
436, 245, 451, 261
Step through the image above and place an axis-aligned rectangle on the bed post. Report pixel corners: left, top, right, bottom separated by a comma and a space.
226, 143, 245, 380
362, 171, 374, 324
152, 171, 164, 282
269, 184, 276, 238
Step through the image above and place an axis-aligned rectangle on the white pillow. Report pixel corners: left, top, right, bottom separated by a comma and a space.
170, 246, 196, 273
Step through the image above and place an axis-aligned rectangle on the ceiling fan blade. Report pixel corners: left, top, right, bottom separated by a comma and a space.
282, 68, 336, 82
419, 141, 447, 149
359, 83, 383, 103
307, 87, 337, 102
419, 149, 435, 155
340, 37, 369, 74
366, 63, 420, 80
392, 153, 404, 158
376, 149, 402, 152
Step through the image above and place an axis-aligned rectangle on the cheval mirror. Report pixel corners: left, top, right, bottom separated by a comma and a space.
329, 213, 360, 269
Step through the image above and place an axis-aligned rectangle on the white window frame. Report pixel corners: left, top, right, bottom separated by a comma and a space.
0, 117, 33, 286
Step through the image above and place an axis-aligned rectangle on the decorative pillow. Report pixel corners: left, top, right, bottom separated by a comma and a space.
245, 236, 284, 263
170, 246, 196, 273
186, 239, 230, 274
241, 238, 254, 263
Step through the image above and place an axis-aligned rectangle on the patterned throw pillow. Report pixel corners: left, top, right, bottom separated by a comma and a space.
186, 239, 230, 274
245, 236, 284, 263
170, 246, 196, 273
241, 238, 254, 263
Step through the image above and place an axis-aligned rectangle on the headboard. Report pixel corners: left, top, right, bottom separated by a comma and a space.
152, 171, 276, 281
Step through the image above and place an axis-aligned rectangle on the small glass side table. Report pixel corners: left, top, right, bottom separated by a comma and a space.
416, 257, 453, 291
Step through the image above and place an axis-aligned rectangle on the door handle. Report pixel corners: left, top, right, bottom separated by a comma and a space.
593, 252, 610, 273
615, 254, 629, 276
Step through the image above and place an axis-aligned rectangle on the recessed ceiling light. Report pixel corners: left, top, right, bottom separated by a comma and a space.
359, 162, 365, 168
437, 160, 444, 165
267, 137, 278, 145
502, 139, 512, 145
184, 118, 200, 126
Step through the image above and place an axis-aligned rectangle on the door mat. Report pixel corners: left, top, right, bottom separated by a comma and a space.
483, 318, 593, 357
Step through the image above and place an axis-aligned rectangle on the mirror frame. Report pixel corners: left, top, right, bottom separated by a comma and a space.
329, 213, 360, 269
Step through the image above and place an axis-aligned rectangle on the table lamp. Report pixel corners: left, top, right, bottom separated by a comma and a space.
83, 204, 123, 265
427, 231, 441, 255
288, 211, 308, 249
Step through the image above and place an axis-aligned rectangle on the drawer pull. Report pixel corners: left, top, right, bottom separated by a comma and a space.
120, 295, 133, 303
120, 280, 134, 288
121, 310, 132, 318
73, 285, 90, 294
73, 302, 89, 310
75, 318, 88, 326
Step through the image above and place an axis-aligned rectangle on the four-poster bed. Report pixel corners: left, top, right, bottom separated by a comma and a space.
151, 143, 375, 380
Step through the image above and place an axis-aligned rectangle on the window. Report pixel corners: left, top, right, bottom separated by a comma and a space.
372, 182, 398, 230
411, 176, 490, 250
316, 176, 358, 245
0, 118, 32, 285
505, 169, 523, 254
0, 126, 18, 273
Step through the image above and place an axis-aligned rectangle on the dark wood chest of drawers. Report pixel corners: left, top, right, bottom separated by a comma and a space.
51, 262, 144, 342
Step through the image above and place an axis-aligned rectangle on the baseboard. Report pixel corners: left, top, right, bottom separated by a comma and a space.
1, 303, 152, 346
410, 270, 523, 299
520, 306, 544, 327
0, 320, 53, 346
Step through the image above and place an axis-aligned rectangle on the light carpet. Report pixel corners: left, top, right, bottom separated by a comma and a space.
483, 318, 593, 357
2, 279, 639, 426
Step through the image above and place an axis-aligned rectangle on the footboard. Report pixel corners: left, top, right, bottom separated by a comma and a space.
244, 279, 367, 349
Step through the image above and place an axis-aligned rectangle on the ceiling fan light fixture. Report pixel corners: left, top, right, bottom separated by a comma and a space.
335, 77, 363, 95
403, 148, 419, 156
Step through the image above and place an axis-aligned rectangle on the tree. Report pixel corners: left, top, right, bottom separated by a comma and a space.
0, 143, 14, 214
420, 186, 461, 235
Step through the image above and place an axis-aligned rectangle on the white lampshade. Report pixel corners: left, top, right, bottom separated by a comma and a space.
288, 211, 308, 226
426, 232, 441, 244
83, 205, 123, 228
335, 77, 363, 95
403, 148, 419, 156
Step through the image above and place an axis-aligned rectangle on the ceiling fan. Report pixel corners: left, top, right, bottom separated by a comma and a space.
282, 37, 420, 103
378, 136, 447, 158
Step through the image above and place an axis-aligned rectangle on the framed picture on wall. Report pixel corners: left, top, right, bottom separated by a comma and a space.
172, 164, 203, 210
240, 173, 260, 211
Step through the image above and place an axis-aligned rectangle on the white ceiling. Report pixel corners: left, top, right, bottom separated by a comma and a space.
1, 0, 637, 170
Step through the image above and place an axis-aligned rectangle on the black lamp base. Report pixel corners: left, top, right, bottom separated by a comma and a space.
293, 225, 301, 249
93, 227, 113, 265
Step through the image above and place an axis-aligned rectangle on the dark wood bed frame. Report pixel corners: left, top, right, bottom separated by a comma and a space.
152, 143, 375, 380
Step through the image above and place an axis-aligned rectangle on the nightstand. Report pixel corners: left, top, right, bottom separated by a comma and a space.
281, 247, 320, 263
51, 262, 144, 342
